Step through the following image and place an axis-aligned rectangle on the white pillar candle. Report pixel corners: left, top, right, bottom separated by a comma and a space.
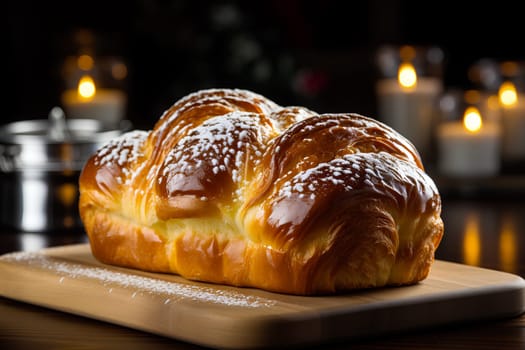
437, 110, 500, 177
61, 88, 126, 126
376, 76, 442, 160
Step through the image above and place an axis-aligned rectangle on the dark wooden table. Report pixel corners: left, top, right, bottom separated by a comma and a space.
1, 194, 525, 349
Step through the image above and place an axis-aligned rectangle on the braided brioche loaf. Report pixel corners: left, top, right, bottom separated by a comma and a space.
78, 88, 444, 295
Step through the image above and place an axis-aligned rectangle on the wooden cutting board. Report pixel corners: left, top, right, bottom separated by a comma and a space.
1, 244, 524, 349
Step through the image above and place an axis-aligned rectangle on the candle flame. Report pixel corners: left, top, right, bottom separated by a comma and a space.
463, 106, 482, 133
77, 75, 96, 100
499, 81, 518, 107
398, 62, 418, 89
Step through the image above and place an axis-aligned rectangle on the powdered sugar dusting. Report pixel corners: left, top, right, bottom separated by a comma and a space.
94, 130, 149, 184
161, 112, 272, 198
1, 252, 276, 308
269, 106, 317, 130
156, 88, 280, 137
277, 156, 357, 200
276, 152, 433, 202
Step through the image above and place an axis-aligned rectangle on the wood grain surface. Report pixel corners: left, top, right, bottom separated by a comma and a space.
1, 244, 524, 349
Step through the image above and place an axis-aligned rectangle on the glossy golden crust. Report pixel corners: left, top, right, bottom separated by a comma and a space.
79, 88, 444, 295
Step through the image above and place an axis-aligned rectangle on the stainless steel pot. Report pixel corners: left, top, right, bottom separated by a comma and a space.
0, 108, 131, 232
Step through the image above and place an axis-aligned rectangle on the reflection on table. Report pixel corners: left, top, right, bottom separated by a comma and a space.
437, 197, 525, 277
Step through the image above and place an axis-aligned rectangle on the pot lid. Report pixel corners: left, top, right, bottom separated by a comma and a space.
0, 107, 132, 172
0, 107, 130, 144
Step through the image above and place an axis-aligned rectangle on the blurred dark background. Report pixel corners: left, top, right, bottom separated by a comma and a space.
5, 0, 524, 130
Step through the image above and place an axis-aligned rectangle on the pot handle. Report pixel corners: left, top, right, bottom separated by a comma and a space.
0, 144, 21, 172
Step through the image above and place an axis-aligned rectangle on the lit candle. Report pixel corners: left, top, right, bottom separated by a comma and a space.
437, 106, 500, 177
376, 59, 443, 161
61, 74, 126, 126
498, 80, 525, 162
